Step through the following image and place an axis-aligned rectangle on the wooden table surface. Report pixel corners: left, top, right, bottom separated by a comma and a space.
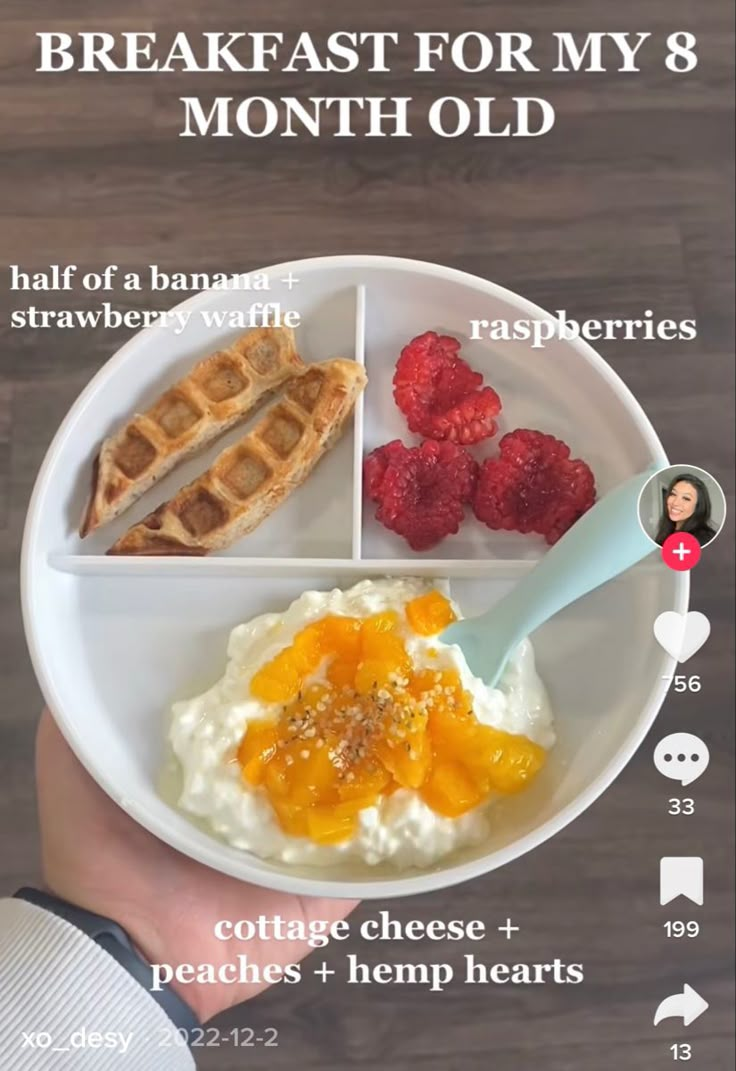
1, 2, 733, 1069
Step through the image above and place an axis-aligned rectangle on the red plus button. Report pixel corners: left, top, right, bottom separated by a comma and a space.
662, 532, 701, 571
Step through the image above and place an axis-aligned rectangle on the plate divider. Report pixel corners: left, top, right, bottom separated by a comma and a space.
46, 553, 668, 582
46, 554, 542, 580
351, 283, 366, 561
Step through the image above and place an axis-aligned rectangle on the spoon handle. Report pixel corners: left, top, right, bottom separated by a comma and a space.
479, 467, 660, 647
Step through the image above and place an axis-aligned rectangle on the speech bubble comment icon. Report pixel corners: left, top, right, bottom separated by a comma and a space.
653, 733, 710, 787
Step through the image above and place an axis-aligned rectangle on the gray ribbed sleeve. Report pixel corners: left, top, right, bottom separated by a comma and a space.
0, 898, 195, 1070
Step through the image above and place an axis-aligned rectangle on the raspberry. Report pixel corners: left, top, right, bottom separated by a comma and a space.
363, 439, 406, 500
393, 331, 501, 445
364, 440, 478, 551
473, 429, 595, 545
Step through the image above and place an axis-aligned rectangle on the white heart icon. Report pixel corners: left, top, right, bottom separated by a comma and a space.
654, 611, 711, 663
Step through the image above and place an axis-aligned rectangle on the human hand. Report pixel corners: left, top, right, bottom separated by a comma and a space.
35, 708, 357, 1022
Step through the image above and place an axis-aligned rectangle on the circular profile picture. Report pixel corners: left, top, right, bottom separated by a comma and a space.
638, 464, 727, 550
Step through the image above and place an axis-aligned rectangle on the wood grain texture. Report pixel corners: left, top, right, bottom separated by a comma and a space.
0, 1, 733, 1068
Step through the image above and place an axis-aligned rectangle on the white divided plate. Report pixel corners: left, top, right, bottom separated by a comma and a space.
21, 255, 685, 899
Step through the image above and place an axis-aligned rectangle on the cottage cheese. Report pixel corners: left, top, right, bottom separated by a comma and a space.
169, 577, 554, 868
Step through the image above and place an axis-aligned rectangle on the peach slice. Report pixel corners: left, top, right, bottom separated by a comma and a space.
406, 590, 456, 636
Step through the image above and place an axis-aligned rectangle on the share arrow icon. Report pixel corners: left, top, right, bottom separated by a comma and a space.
653, 984, 709, 1026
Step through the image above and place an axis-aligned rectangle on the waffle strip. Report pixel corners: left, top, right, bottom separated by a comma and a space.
80, 326, 304, 536
108, 359, 367, 556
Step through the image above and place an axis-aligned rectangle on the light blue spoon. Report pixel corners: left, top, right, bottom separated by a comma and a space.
440, 467, 659, 687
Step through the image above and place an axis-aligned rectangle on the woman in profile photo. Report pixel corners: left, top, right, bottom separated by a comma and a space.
655, 472, 718, 547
